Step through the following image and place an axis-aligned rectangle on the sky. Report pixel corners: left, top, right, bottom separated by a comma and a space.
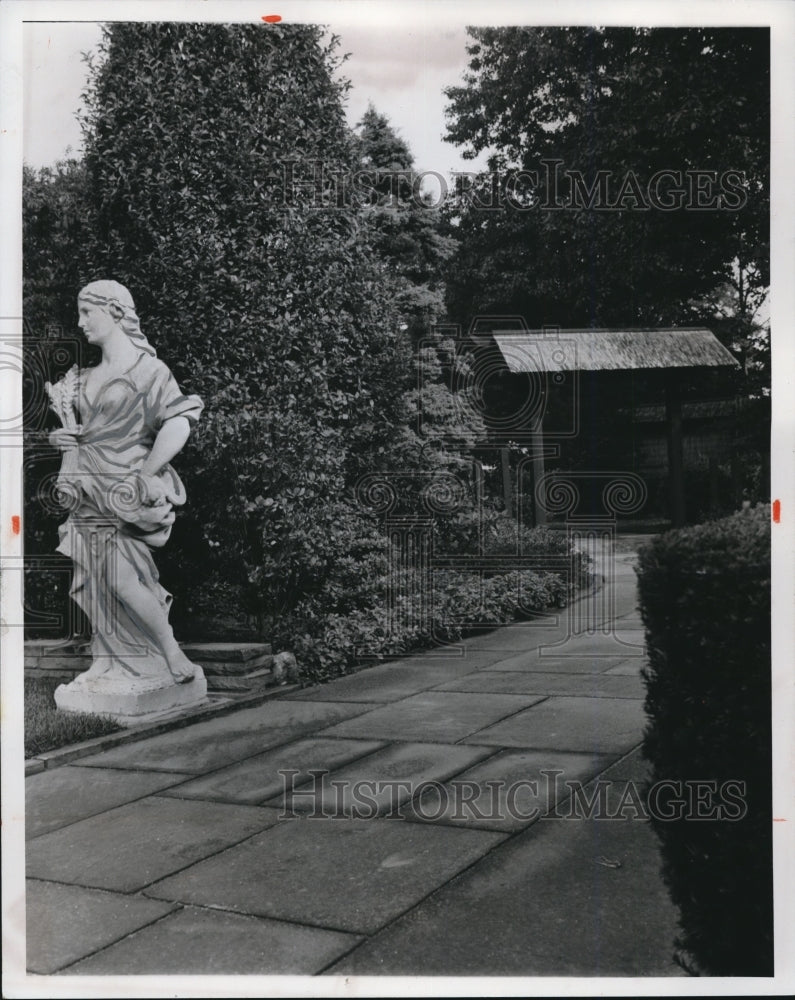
22, 19, 491, 177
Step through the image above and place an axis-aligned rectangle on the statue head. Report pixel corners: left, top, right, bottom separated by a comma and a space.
77, 280, 156, 357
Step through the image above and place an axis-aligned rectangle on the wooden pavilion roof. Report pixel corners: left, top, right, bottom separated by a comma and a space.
491, 328, 740, 373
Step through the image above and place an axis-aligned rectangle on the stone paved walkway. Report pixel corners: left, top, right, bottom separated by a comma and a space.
25, 543, 686, 978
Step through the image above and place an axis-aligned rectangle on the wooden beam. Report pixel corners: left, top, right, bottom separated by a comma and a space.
665, 373, 686, 527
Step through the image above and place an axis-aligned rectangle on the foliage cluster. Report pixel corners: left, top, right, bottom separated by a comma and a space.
354, 104, 458, 345
444, 27, 768, 332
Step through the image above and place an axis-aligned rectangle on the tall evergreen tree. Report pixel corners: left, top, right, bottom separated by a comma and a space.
76, 22, 413, 629
353, 105, 486, 481
354, 103, 457, 345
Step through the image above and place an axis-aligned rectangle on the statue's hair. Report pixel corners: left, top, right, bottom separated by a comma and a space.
78, 280, 157, 357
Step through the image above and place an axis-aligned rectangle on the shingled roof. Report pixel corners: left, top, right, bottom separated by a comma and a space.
491, 328, 740, 373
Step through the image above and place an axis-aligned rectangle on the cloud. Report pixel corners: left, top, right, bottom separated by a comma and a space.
23, 23, 104, 167
336, 25, 470, 91
22, 20, 485, 176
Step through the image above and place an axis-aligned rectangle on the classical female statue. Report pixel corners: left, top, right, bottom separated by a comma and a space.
47, 280, 207, 722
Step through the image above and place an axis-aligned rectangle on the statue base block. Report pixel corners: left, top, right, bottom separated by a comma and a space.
54, 670, 209, 727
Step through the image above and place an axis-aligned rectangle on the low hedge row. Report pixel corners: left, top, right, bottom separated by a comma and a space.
636, 503, 772, 976
274, 516, 590, 684
278, 564, 583, 684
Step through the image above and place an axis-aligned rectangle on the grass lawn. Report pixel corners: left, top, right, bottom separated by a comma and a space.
25, 676, 122, 759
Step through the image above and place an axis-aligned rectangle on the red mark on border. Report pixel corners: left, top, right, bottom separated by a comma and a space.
262, 14, 282, 22
11, 515, 21, 534
773, 818, 786, 822
772, 499, 781, 523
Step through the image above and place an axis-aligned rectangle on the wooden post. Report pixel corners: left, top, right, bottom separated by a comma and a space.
729, 451, 741, 509
708, 454, 719, 517
665, 373, 686, 527
531, 416, 547, 526
473, 456, 484, 551
500, 447, 513, 518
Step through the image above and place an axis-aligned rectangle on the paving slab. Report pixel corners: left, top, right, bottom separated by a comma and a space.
65, 905, 361, 976
26, 796, 280, 892
160, 737, 386, 805
326, 782, 684, 977
398, 748, 618, 832
274, 742, 496, 817
462, 695, 646, 754
482, 650, 630, 673
534, 628, 646, 658
457, 617, 569, 654
431, 669, 645, 700
281, 659, 482, 703
71, 699, 378, 774
26, 879, 176, 975
26, 766, 193, 840
597, 744, 654, 783
145, 816, 505, 935
22, 545, 669, 978
598, 590, 642, 624
605, 658, 646, 675
319, 691, 546, 743
612, 612, 644, 627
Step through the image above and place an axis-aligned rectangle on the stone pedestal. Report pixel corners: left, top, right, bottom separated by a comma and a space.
54, 669, 208, 727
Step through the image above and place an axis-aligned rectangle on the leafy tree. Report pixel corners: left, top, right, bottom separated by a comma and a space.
443, 27, 769, 335
686, 264, 769, 398
354, 103, 457, 344
353, 107, 488, 515
75, 22, 413, 634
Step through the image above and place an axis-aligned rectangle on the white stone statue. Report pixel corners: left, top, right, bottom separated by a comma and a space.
47, 280, 207, 724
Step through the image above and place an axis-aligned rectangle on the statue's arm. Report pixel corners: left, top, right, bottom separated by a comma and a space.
141, 416, 191, 477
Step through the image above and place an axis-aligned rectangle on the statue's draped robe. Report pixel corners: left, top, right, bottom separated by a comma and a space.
57, 353, 203, 682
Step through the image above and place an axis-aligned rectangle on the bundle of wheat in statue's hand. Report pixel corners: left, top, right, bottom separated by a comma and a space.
46, 364, 79, 429
46, 364, 82, 479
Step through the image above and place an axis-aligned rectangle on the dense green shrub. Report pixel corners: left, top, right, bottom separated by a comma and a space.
636, 504, 772, 975
278, 516, 583, 684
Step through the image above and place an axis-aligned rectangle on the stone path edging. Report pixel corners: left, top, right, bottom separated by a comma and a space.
25, 684, 301, 775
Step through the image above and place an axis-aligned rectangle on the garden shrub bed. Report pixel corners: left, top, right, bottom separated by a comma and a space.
636, 503, 772, 976
275, 520, 593, 685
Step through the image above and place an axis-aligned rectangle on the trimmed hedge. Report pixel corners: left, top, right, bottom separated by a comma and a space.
636, 504, 772, 976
